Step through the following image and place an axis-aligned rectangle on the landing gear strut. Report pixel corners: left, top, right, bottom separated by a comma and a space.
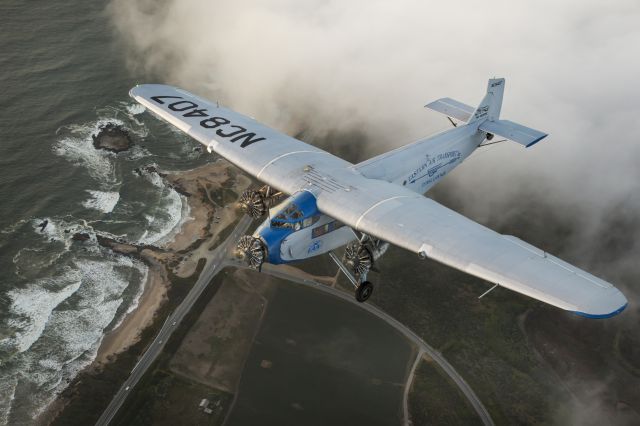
328, 251, 375, 303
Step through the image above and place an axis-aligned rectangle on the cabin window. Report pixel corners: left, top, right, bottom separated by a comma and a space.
302, 215, 320, 229
311, 220, 344, 238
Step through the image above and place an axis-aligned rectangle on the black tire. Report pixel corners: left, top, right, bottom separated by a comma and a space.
355, 281, 374, 303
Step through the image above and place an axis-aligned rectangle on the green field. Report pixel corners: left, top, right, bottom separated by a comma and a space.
115, 369, 231, 426
409, 357, 482, 426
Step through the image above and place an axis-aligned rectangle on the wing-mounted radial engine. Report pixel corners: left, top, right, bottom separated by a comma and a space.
235, 235, 266, 270
329, 234, 389, 303
344, 236, 389, 278
237, 185, 282, 219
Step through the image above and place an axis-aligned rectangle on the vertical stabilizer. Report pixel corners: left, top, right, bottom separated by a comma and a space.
468, 78, 504, 123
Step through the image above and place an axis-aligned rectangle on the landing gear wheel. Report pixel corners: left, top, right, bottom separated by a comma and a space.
355, 281, 374, 303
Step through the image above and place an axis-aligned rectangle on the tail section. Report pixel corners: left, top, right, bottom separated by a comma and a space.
468, 78, 504, 123
425, 77, 547, 148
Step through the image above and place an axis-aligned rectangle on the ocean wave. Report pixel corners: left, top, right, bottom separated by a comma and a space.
82, 190, 120, 213
126, 102, 146, 116
0, 255, 148, 423
96, 103, 149, 138
0, 270, 82, 353
136, 165, 188, 246
0, 376, 17, 425
124, 144, 152, 161
53, 101, 151, 188
53, 118, 119, 186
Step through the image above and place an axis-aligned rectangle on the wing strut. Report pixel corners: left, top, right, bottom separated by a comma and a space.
478, 283, 499, 299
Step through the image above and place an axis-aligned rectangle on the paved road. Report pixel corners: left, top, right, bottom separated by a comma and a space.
230, 260, 495, 426
94, 216, 252, 426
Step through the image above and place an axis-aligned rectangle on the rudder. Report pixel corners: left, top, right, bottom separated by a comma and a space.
468, 78, 504, 123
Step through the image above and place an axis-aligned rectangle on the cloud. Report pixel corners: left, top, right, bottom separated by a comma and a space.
108, 0, 640, 293
108, 0, 640, 421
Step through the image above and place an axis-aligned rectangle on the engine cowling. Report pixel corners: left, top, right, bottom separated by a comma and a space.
236, 235, 266, 270
344, 237, 389, 277
237, 186, 282, 219
238, 190, 267, 219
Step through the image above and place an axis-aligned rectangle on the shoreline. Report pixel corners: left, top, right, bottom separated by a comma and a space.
37, 160, 251, 425
92, 161, 250, 365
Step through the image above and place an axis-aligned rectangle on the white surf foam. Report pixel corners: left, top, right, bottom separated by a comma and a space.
136, 166, 187, 246
112, 260, 149, 330
126, 103, 146, 116
0, 254, 149, 421
82, 190, 120, 213
96, 103, 149, 138
0, 376, 17, 425
0, 271, 82, 353
53, 118, 119, 186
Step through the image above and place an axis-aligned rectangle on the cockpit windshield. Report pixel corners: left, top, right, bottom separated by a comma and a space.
268, 191, 320, 231
270, 203, 303, 229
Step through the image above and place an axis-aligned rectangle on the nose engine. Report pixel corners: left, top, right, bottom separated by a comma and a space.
235, 235, 266, 270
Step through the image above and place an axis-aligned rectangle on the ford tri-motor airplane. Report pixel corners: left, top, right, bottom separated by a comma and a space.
130, 78, 627, 318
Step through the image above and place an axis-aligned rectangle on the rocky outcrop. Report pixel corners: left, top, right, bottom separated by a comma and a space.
92, 123, 132, 153
71, 232, 90, 242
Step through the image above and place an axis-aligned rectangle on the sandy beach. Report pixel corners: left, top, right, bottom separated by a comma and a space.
35, 160, 251, 425
92, 160, 252, 368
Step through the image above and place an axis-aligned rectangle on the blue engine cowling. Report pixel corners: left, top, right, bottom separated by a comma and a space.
254, 190, 319, 264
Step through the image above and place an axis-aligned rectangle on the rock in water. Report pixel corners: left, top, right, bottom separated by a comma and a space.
71, 232, 91, 242
38, 219, 48, 232
92, 123, 132, 153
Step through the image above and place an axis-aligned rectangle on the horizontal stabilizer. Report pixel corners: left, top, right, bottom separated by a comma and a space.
424, 97, 475, 123
479, 119, 547, 148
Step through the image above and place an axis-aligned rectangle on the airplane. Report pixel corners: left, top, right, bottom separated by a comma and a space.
130, 78, 628, 318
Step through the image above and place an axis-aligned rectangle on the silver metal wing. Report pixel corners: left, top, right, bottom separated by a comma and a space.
316, 186, 628, 318
129, 84, 351, 195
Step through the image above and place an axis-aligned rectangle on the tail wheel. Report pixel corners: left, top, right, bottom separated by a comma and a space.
355, 281, 374, 303
236, 235, 265, 270
344, 242, 373, 276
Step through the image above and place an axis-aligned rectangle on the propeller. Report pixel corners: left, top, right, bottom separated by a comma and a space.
344, 242, 372, 276
238, 190, 267, 219
236, 235, 265, 270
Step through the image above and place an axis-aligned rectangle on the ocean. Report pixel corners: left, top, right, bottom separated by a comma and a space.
0, 1, 208, 423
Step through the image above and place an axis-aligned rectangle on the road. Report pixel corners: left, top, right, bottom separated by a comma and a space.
96, 215, 493, 426
94, 216, 252, 426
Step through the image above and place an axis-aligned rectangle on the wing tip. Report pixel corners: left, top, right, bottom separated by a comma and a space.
129, 83, 174, 99
572, 302, 628, 319
525, 134, 548, 148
